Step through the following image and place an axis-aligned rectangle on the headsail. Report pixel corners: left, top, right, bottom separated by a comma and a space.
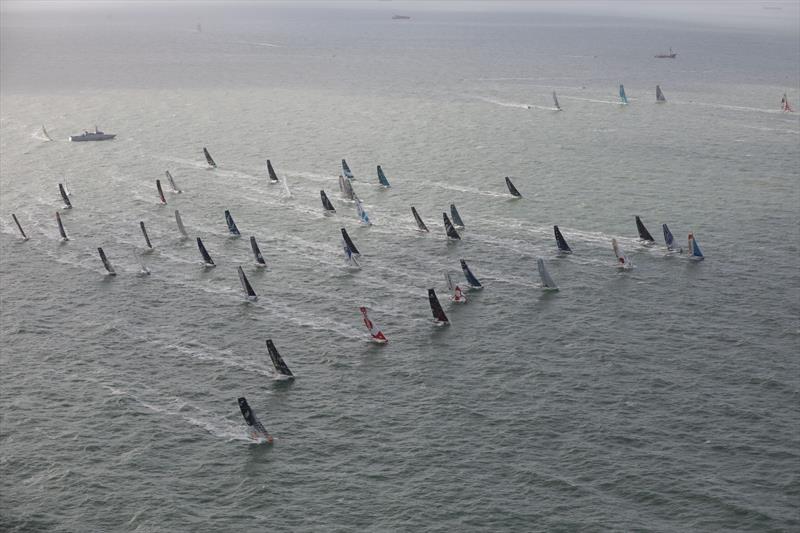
450, 204, 465, 229
444, 271, 467, 303
237, 397, 272, 442
342, 238, 361, 268
225, 210, 241, 236
460, 259, 482, 289
203, 147, 217, 168
250, 236, 266, 267
59, 183, 72, 209
356, 198, 371, 225
505, 176, 522, 198
55, 212, 68, 241
165, 170, 182, 193
411, 207, 429, 232
359, 307, 388, 343
428, 288, 449, 325
320, 190, 336, 212
156, 179, 167, 205
553, 91, 562, 111
341, 228, 360, 255
554, 225, 572, 254
612, 238, 632, 269
619, 84, 628, 104
376, 165, 391, 187
266, 339, 294, 378
196, 237, 215, 267
443, 213, 461, 240
537, 258, 558, 290
635, 216, 656, 243
342, 159, 354, 179
175, 210, 188, 238
139, 221, 153, 249
97, 247, 116, 275
266, 160, 279, 183
782, 93, 794, 112
662, 223, 677, 251
237, 265, 258, 300
656, 85, 666, 103
688, 232, 704, 260
11, 214, 28, 241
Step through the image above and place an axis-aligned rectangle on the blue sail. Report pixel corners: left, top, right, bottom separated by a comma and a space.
377, 165, 391, 187
224, 210, 240, 236
689, 233, 704, 260
662, 223, 675, 251
460, 259, 482, 289
619, 84, 628, 104
356, 199, 371, 225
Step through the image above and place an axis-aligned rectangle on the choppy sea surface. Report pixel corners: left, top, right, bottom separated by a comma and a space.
1, 3, 798, 531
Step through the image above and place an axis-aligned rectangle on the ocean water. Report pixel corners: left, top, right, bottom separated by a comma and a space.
1, 3, 798, 532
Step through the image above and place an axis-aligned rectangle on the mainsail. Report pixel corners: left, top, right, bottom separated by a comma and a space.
41, 124, 53, 141
97, 247, 116, 275
537, 258, 558, 290
267, 160, 279, 183
225, 210, 241, 236
688, 232, 704, 260
662, 223, 677, 251
342, 238, 361, 268
341, 228, 360, 255
165, 170, 182, 193
612, 238, 632, 269
554, 225, 572, 254
156, 179, 167, 205
250, 236, 266, 267
59, 183, 72, 209
656, 85, 666, 103
411, 207, 429, 232
237, 266, 258, 300
619, 84, 628, 104
11, 214, 28, 241
428, 288, 449, 324
553, 91, 562, 111
196, 237, 215, 267
505, 177, 522, 198
359, 307, 388, 343
443, 213, 461, 240
203, 147, 217, 168
460, 259, 482, 289
635, 216, 655, 243
781, 93, 794, 112
338, 175, 355, 201
377, 165, 391, 187
175, 210, 188, 238
444, 271, 466, 303
237, 397, 272, 441
266, 339, 294, 378
342, 159, 354, 179
139, 221, 153, 249
282, 176, 291, 198
450, 204, 465, 229
320, 190, 336, 212
356, 198, 371, 225
56, 212, 68, 241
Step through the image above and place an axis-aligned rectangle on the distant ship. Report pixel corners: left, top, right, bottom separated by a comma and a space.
69, 126, 115, 142
392, 15, 411, 20
655, 47, 677, 59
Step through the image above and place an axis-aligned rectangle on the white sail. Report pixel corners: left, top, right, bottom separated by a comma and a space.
175, 210, 188, 237
612, 238, 633, 269
537, 258, 559, 290
282, 175, 292, 198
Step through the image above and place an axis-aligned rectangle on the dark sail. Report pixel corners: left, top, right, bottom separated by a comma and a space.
56, 212, 68, 240
12, 214, 28, 240
656, 85, 666, 102
225, 210, 241, 236
635, 216, 655, 242
505, 177, 522, 197
377, 165, 391, 187
165, 170, 181, 193
341, 228, 360, 255
460, 259, 482, 288
237, 266, 257, 299
267, 339, 294, 377
342, 159, 353, 179
428, 288, 449, 323
237, 397, 270, 438
156, 179, 167, 204
196, 237, 215, 266
443, 213, 461, 240
450, 204, 465, 228
97, 247, 116, 275
203, 147, 217, 168
320, 190, 336, 212
140, 221, 153, 248
411, 207, 429, 232
267, 160, 279, 182
59, 183, 72, 208
553, 225, 572, 253
250, 236, 266, 266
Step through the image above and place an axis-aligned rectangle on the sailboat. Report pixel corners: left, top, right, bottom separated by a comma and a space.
356, 198, 372, 225
59, 183, 72, 209
553, 91, 562, 111
635, 216, 656, 244
196, 237, 215, 267
97, 247, 116, 276
450, 204, 465, 229
377, 165, 391, 187
165, 170, 182, 193
553, 225, 572, 254
224, 210, 241, 236
445, 271, 467, 303
359, 307, 388, 343
139, 221, 153, 249
266, 160, 279, 183
781, 93, 794, 112
342, 159, 354, 179
619, 84, 629, 105
428, 288, 449, 326
460, 259, 482, 289
411, 207, 429, 232
662, 223, 681, 253
266, 339, 294, 379
338, 175, 355, 201
281, 175, 292, 198
320, 190, 336, 213
237, 266, 258, 300
11, 214, 29, 241
341, 228, 360, 256
156, 179, 167, 205
342, 238, 361, 268
175, 210, 188, 238
63, 176, 71, 196
237, 397, 273, 443
250, 236, 267, 267
654, 47, 677, 59
656, 85, 667, 103
612, 238, 633, 270
687, 232, 704, 261
40, 124, 53, 141
537, 258, 559, 290
203, 147, 217, 168
443, 213, 461, 240
134, 249, 151, 276
56, 212, 69, 241
505, 177, 522, 198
